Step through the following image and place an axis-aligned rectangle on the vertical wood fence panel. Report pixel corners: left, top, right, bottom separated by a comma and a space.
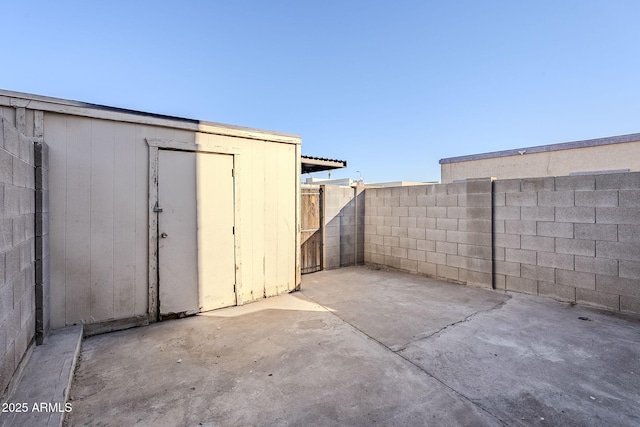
301, 187, 323, 274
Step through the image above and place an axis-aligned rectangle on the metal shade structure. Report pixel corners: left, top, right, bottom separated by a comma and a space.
301, 155, 347, 174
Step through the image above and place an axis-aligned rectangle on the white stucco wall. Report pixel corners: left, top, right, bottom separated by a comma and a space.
441, 139, 640, 183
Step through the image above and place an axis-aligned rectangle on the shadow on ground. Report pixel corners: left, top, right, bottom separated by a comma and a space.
65, 266, 640, 426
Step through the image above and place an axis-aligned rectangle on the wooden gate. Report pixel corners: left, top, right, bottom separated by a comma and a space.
301, 186, 323, 274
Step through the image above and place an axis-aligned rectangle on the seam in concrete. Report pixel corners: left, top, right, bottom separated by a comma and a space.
393, 298, 510, 353
300, 290, 510, 426
61, 328, 83, 427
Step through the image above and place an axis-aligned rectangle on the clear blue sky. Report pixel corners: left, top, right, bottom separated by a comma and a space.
3, 1, 640, 183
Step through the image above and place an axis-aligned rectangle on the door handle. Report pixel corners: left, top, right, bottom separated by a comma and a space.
161, 232, 168, 238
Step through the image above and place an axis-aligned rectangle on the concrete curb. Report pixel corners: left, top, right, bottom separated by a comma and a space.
0, 325, 83, 427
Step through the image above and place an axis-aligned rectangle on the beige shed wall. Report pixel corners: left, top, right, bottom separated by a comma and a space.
192, 132, 299, 303
441, 140, 640, 183
44, 112, 299, 328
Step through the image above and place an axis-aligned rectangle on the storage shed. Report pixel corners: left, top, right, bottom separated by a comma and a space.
0, 89, 301, 332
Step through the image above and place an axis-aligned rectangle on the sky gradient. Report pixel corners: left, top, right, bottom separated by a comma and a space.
3, 1, 640, 183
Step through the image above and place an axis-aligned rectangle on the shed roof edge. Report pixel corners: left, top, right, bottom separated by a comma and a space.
0, 89, 301, 144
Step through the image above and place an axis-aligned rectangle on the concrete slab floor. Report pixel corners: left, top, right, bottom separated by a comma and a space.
64, 266, 640, 426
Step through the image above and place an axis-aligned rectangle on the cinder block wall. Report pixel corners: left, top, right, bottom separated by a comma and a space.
363, 173, 640, 315
0, 117, 36, 396
323, 185, 364, 269
364, 180, 493, 288
494, 173, 640, 313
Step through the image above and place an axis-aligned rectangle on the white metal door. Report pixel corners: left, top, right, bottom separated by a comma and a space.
158, 150, 199, 317
196, 152, 236, 311
158, 150, 236, 318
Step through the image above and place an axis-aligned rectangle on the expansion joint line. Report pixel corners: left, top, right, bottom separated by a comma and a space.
394, 299, 508, 353
300, 292, 509, 427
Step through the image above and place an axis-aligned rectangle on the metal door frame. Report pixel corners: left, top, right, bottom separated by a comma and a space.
146, 138, 242, 322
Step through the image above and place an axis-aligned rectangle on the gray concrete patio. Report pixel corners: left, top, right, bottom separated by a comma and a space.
64, 266, 639, 426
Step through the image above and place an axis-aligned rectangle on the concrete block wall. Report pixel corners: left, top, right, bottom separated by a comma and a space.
364, 180, 493, 288
494, 173, 640, 314
363, 173, 639, 315
0, 117, 36, 397
323, 185, 364, 269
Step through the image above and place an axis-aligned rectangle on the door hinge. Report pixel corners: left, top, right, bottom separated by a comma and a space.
153, 202, 163, 213
232, 226, 235, 234
231, 168, 234, 177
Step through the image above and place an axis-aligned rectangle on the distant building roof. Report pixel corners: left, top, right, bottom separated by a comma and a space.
305, 177, 354, 186
301, 155, 347, 173
439, 132, 640, 164
365, 181, 436, 188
